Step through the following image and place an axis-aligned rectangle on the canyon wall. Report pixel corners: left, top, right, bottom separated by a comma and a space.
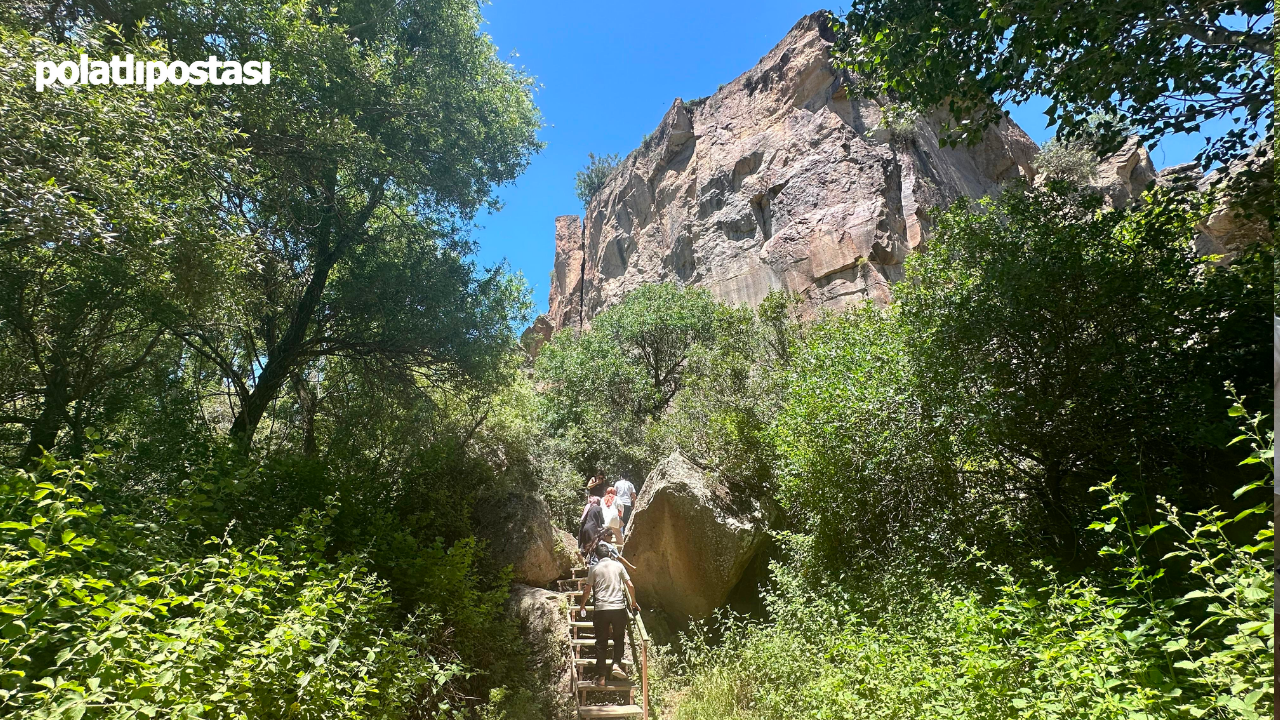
545, 12, 1040, 331
541, 12, 1265, 334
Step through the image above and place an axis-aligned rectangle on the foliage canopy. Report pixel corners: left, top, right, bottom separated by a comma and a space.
829, 0, 1273, 173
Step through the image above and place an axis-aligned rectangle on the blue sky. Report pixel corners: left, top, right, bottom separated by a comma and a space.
468, 1, 1215, 316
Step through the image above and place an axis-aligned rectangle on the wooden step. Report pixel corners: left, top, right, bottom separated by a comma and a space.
570, 621, 595, 628
575, 658, 631, 667
576, 680, 633, 691
578, 704, 642, 718
572, 638, 623, 646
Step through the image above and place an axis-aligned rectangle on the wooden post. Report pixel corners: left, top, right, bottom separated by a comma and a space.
641, 640, 649, 719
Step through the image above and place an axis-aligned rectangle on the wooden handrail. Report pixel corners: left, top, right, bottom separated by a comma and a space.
624, 585, 650, 718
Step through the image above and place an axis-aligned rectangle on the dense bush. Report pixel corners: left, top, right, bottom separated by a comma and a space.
899, 187, 1270, 555
0, 452, 482, 719
660, 402, 1273, 719
768, 304, 963, 570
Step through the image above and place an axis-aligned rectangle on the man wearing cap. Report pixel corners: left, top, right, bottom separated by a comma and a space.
576, 542, 638, 685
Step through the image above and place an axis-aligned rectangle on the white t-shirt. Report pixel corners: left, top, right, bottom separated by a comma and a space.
613, 479, 636, 506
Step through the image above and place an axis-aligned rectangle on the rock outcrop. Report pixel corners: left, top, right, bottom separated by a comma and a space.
506, 584, 576, 720
1096, 138, 1270, 264
539, 13, 1271, 332
1185, 145, 1272, 264
624, 451, 772, 620
544, 11, 1038, 330
476, 490, 576, 587
520, 315, 554, 359
1091, 136, 1158, 209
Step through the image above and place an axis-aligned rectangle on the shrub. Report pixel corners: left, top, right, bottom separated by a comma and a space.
0, 453, 477, 719
877, 103, 920, 142
574, 153, 621, 206
1033, 137, 1099, 185
656, 396, 1274, 720
898, 186, 1271, 554
767, 304, 966, 571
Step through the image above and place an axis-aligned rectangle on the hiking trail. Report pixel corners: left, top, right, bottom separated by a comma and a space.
557, 544, 651, 719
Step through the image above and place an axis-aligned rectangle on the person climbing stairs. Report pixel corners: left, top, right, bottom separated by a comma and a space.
557, 546, 650, 718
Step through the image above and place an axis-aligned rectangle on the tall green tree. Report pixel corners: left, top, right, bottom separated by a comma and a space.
0, 22, 245, 461
23, 0, 543, 447
898, 185, 1271, 551
829, 0, 1272, 172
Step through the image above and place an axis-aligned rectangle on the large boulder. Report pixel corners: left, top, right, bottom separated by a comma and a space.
506, 584, 576, 720
624, 451, 772, 620
555, 528, 580, 568
477, 490, 576, 587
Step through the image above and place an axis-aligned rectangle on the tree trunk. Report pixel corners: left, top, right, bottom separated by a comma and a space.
229, 247, 341, 449
293, 372, 320, 458
226, 181, 382, 450
23, 361, 71, 462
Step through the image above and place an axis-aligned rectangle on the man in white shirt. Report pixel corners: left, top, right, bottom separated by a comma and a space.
576, 543, 638, 685
612, 477, 637, 534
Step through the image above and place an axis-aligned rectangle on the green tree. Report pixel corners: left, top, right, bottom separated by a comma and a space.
21, 0, 543, 448
0, 22, 245, 462
575, 152, 621, 206
656, 291, 799, 496
1032, 138, 1099, 185
535, 283, 724, 476
829, 0, 1272, 172
898, 185, 1271, 551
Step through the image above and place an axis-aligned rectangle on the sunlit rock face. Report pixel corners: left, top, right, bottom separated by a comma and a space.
544, 11, 1039, 330
625, 451, 771, 621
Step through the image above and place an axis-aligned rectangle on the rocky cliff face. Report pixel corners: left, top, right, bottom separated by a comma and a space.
545, 12, 1039, 330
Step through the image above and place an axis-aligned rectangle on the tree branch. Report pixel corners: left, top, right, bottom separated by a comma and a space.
1173, 19, 1272, 56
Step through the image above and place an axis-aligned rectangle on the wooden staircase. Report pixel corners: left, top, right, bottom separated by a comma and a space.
558, 557, 651, 719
